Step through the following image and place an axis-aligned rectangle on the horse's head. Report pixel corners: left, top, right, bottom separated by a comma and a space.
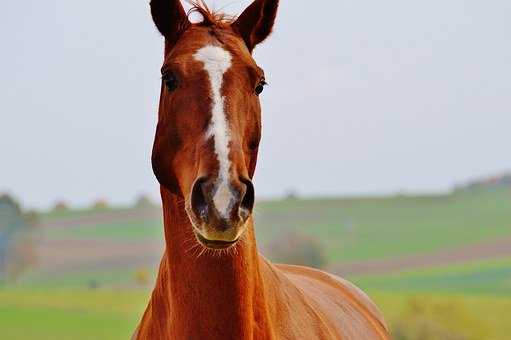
150, 1, 279, 249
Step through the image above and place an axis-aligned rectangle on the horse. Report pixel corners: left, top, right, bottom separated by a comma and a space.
134, 1, 391, 339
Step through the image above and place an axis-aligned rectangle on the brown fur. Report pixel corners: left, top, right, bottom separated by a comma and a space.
135, 1, 391, 339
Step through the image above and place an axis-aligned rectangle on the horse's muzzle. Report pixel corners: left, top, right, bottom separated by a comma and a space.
187, 175, 254, 248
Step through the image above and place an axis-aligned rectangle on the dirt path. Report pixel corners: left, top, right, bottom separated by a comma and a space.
39, 210, 511, 277
329, 236, 511, 277
35, 238, 164, 273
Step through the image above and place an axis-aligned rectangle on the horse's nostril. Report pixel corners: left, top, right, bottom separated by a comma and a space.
239, 178, 255, 218
191, 176, 254, 224
191, 177, 208, 220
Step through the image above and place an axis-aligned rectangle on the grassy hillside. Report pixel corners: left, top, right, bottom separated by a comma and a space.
39, 187, 511, 264
255, 188, 511, 262
1, 188, 510, 339
17, 187, 509, 288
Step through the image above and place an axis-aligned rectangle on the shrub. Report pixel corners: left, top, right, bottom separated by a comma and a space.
52, 201, 69, 212
134, 268, 151, 286
284, 190, 299, 200
92, 199, 109, 210
0, 194, 38, 282
391, 296, 489, 340
264, 229, 326, 268
134, 195, 156, 209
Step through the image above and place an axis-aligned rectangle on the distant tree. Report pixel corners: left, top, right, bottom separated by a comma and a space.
285, 190, 299, 200
0, 194, 37, 282
455, 172, 511, 192
263, 229, 326, 268
23, 210, 40, 227
0, 194, 21, 213
92, 199, 109, 210
52, 201, 70, 212
135, 194, 155, 209
392, 296, 488, 340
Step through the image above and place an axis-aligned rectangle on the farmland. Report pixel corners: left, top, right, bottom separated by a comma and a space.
1, 186, 510, 339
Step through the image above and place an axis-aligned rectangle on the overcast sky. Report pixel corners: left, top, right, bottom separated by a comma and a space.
1, 0, 510, 209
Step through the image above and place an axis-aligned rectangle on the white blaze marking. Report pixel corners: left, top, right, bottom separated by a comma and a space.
194, 45, 233, 219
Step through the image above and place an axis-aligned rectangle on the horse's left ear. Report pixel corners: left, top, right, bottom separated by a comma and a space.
150, 0, 190, 46
231, 0, 280, 53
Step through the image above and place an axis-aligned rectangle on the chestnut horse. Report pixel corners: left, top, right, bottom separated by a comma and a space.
134, 1, 390, 339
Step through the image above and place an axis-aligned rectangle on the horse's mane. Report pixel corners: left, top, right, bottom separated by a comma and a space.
187, 0, 237, 28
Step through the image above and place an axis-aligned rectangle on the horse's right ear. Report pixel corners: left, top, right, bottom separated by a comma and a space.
232, 0, 279, 53
150, 0, 190, 45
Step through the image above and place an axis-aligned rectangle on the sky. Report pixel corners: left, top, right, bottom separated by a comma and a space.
1, 0, 510, 209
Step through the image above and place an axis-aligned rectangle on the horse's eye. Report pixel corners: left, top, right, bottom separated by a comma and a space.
255, 79, 267, 96
163, 73, 178, 92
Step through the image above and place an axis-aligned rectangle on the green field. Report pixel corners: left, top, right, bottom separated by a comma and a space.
372, 292, 511, 340
1, 288, 509, 340
40, 187, 511, 264
256, 188, 511, 262
354, 257, 511, 295
2, 187, 510, 339
44, 218, 164, 241
0, 289, 149, 340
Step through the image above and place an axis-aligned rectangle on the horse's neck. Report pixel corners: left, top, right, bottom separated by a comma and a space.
154, 188, 274, 339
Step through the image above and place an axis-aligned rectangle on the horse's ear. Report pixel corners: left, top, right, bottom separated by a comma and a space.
231, 0, 279, 53
150, 0, 190, 45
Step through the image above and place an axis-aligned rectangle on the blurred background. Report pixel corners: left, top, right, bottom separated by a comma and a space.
1, 1, 510, 339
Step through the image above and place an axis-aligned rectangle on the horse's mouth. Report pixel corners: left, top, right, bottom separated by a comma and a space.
195, 232, 239, 250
